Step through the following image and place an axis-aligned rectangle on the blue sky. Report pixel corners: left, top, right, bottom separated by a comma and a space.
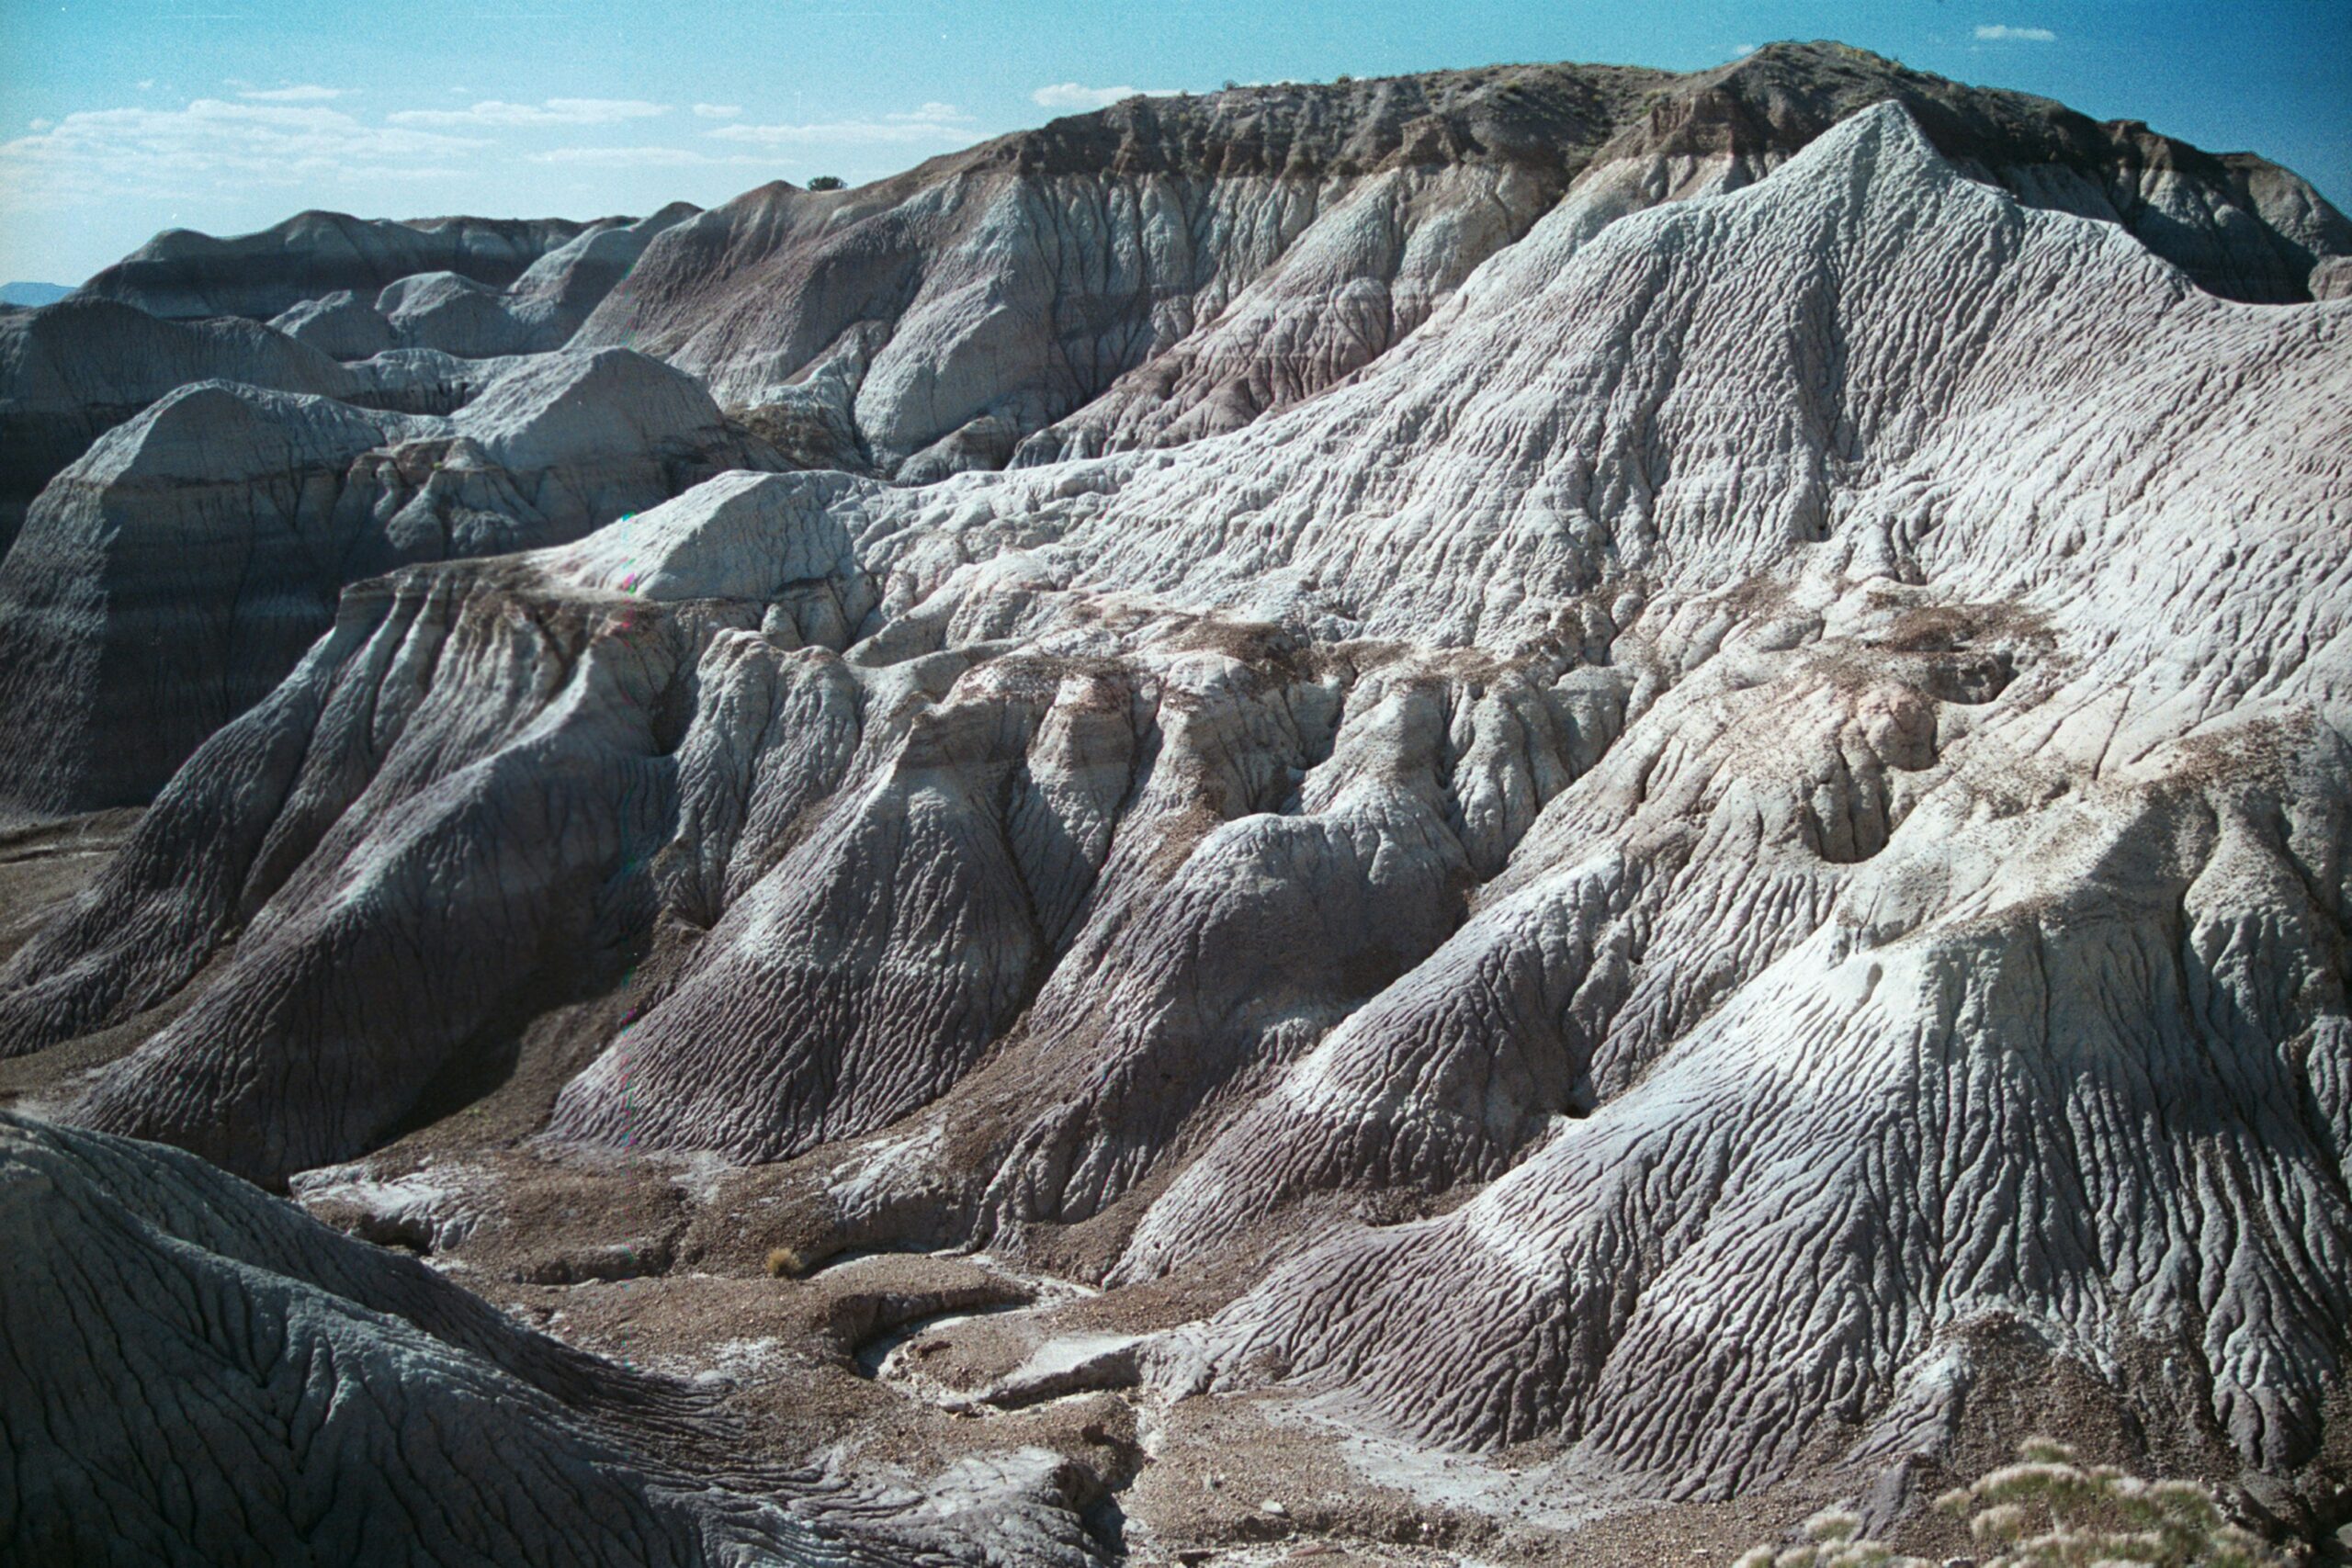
2, 1, 2346, 285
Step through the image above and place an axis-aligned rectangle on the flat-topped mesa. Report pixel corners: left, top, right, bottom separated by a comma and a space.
79, 209, 611, 322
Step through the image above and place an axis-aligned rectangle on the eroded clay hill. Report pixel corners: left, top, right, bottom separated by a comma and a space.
0, 348, 786, 820
5, 97, 2348, 1551
579, 41, 2349, 477
4, 37, 2350, 1561
0, 1111, 1113, 1566
79, 209, 606, 321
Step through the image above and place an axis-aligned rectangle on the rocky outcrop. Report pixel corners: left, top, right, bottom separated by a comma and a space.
273, 203, 703, 360
80, 209, 602, 321
5, 90, 2349, 1520
0, 349, 781, 819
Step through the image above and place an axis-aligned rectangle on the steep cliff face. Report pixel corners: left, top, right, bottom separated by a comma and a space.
7, 103, 2346, 1519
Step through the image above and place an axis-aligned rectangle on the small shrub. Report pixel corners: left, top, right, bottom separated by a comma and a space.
1737, 1440, 2287, 1568
1935, 1440, 2284, 1567
806, 175, 845, 192
1734, 1508, 1909, 1568
764, 1246, 806, 1278
1334, 73, 1353, 85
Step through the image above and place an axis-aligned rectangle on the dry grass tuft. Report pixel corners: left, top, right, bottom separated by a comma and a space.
1738, 1438, 2287, 1567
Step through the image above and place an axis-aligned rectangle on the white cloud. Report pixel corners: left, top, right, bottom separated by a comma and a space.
527, 145, 766, 167
1973, 24, 2057, 40
238, 85, 345, 103
387, 97, 670, 127
28, 118, 53, 132
1030, 82, 1174, 111
0, 99, 487, 206
707, 114, 980, 149
893, 102, 968, 124
691, 103, 742, 118
135, 80, 156, 91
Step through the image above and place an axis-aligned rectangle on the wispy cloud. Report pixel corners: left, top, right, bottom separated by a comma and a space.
691, 103, 742, 119
237, 84, 345, 102
0, 99, 486, 206
1973, 23, 2057, 41
1031, 83, 1174, 111
387, 97, 670, 127
526, 145, 767, 167
707, 106, 980, 149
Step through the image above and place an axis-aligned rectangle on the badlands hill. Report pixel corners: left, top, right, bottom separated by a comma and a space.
0, 42, 2348, 1567
579, 41, 2349, 475
0, 1111, 1110, 1565
80, 209, 608, 321
3, 41, 2344, 829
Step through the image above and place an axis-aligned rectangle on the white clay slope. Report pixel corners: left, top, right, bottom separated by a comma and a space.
0, 99, 2346, 1519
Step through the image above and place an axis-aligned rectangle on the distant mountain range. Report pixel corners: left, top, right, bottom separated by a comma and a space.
0, 281, 74, 308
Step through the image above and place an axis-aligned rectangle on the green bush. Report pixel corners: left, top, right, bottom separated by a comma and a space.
1736, 1440, 2285, 1568
806, 175, 846, 192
